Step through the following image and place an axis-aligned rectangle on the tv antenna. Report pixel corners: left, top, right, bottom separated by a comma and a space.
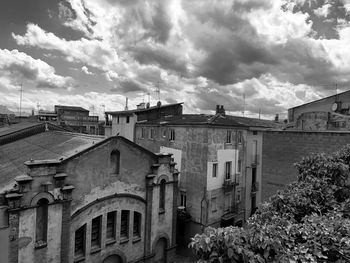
19, 81, 23, 118
242, 93, 246, 117
156, 80, 160, 102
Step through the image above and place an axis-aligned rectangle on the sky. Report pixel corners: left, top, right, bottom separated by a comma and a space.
1, 0, 350, 119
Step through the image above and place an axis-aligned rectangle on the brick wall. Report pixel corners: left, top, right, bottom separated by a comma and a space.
262, 130, 350, 201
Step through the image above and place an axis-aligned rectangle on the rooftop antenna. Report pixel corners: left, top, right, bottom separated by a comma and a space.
91, 105, 95, 115
37, 102, 40, 114
242, 93, 246, 117
19, 81, 23, 118
142, 92, 145, 103
258, 108, 261, 119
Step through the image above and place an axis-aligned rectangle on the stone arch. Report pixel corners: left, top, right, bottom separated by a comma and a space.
152, 232, 170, 254
157, 174, 169, 183
30, 192, 55, 206
101, 250, 126, 263
153, 234, 169, 263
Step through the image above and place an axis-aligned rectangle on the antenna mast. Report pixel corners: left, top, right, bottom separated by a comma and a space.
157, 80, 160, 102
19, 82, 23, 118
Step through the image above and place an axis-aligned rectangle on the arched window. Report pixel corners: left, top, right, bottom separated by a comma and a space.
36, 198, 49, 246
159, 179, 166, 211
110, 150, 120, 174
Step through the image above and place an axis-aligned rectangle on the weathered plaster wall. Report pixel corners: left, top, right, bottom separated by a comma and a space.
69, 196, 145, 263
64, 138, 155, 214
111, 115, 136, 140
160, 146, 182, 172
18, 204, 62, 263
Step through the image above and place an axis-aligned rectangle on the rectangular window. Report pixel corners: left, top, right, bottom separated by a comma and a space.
237, 189, 241, 203
226, 130, 232, 143
120, 210, 129, 239
141, 128, 145, 139
133, 212, 141, 238
106, 211, 116, 240
225, 161, 232, 180
74, 224, 86, 257
126, 116, 130, 123
212, 163, 218, 178
180, 193, 187, 207
237, 131, 242, 144
149, 128, 154, 139
170, 128, 175, 141
237, 160, 242, 173
211, 197, 217, 213
91, 216, 101, 248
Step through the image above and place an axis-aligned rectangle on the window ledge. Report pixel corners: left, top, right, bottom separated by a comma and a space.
74, 256, 85, 263
106, 239, 116, 246
132, 237, 141, 243
120, 237, 129, 244
35, 240, 47, 249
159, 209, 165, 215
90, 247, 101, 255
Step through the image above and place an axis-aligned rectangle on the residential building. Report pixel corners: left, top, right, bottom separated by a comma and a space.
37, 105, 99, 135
134, 105, 277, 245
104, 102, 183, 140
288, 89, 350, 130
0, 122, 178, 263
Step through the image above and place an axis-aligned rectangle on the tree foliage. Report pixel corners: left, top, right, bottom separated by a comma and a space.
189, 145, 350, 262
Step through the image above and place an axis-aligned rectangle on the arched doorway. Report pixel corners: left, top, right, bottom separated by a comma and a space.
102, 254, 123, 263
154, 238, 167, 263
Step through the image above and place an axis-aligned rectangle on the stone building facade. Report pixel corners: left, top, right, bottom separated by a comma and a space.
134, 106, 277, 245
0, 124, 178, 263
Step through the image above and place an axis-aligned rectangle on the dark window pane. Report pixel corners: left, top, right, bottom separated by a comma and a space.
36, 198, 48, 243
91, 216, 101, 248
75, 224, 86, 257
120, 210, 129, 239
106, 211, 116, 240
133, 212, 141, 237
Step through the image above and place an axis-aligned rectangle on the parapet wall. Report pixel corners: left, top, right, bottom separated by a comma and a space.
262, 130, 350, 201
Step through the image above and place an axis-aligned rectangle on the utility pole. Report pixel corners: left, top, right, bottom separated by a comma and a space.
19, 82, 23, 118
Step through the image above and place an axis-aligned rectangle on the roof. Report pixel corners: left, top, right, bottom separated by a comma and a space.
0, 131, 105, 190
55, 105, 89, 112
105, 102, 183, 116
289, 89, 350, 111
0, 121, 41, 137
136, 114, 279, 129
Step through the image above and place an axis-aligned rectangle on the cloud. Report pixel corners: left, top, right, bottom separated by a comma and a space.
0, 49, 73, 89
12, 23, 119, 71
81, 66, 93, 75
314, 3, 332, 17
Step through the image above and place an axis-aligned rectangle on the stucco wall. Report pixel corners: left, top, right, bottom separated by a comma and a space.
18, 204, 62, 263
111, 115, 136, 140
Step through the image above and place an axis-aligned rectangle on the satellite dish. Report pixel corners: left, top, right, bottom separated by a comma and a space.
331, 102, 338, 112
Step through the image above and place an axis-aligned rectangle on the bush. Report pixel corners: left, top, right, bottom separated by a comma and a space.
189, 145, 350, 262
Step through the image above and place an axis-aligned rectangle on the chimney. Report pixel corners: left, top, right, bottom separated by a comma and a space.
216, 105, 220, 114
220, 105, 225, 116
275, 114, 279, 122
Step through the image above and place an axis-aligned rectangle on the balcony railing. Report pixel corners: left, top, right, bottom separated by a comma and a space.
251, 181, 259, 193
251, 154, 259, 165
223, 178, 239, 191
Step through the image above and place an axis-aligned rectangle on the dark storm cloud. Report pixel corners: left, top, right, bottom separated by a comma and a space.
143, 1, 172, 44
131, 44, 188, 76
5, 63, 38, 80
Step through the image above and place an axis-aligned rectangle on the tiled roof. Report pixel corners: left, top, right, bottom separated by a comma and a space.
105, 102, 183, 115
137, 114, 279, 129
0, 131, 105, 190
0, 121, 41, 137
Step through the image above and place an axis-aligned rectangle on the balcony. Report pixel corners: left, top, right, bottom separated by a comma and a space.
251, 181, 259, 193
251, 154, 259, 166
223, 178, 238, 192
